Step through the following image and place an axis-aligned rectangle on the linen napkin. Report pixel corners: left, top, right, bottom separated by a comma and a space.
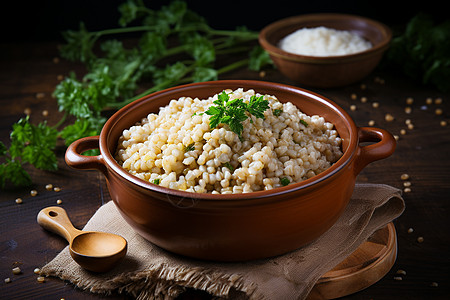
40, 183, 404, 300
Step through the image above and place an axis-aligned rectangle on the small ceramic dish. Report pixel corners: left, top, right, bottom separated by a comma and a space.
65, 80, 395, 261
259, 13, 392, 88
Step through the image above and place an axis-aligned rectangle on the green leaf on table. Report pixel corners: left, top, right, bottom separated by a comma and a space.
249, 46, 273, 71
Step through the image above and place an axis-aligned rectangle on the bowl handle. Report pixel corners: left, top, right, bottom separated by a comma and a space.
354, 127, 396, 175
65, 136, 107, 175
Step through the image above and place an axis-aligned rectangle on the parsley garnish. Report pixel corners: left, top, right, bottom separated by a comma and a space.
152, 178, 161, 185
273, 109, 282, 116
300, 120, 309, 127
222, 162, 234, 172
280, 177, 290, 186
183, 142, 195, 152
204, 91, 269, 137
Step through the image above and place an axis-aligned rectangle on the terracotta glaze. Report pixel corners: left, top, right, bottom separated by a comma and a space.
259, 13, 392, 88
65, 80, 396, 261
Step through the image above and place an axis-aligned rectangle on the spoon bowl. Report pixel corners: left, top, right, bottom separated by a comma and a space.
37, 206, 127, 272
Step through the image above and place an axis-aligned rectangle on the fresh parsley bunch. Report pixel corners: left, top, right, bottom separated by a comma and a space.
0, 117, 58, 188
385, 13, 450, 92
0, 0, 273, 189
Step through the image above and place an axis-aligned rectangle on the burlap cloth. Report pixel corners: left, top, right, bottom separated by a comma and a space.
40, 183, 404, 299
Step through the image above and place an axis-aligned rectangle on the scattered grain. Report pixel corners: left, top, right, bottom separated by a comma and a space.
406, 97, 414, 105
440, 120, 447, 127
426, 97, 433, 105
36, 276, 46, 283
259, 71, 266, 78
53, 187, 61, 192
56, 199, 62, 205
403, 187, 411, 193
35, 92, 45, 99
351, 93, 357, 100
45, 184, 53, 191
394, 135, 399, 141
393, 276, 402, 281
15, 198, 23, 204
407, 123, 414, 130
12, 267, 21, 275
360, 83, 366, 90
401, 173, 410, 180
368, 120, 375, 126
52, 57, 60, 64
374, 76, 385, 84
434, 98, 442, 105
403, 181, 411, 187
42, 110, 49, 117
385, 113, 394, 122
396, 269, 407, 275
4, 277, 11, 283
30, 190, 38, 196
417, 236, 424, 243
400, 129, 407, 135
407, 227, 414, 234
360, 96, 367, 103
404, 107, 412, 114
34, 268, 41, 274
435, 108, 443, 115
24, 107, 32, 115
431, 282, 438, 287
372, 102, 379, 108
350, 104, 357, 111
57, 74, 64, 81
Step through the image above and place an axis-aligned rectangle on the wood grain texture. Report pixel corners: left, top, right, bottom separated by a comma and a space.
1, 41, 449, 299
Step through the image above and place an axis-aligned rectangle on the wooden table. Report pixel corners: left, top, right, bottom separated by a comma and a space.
1, 39, 449, 299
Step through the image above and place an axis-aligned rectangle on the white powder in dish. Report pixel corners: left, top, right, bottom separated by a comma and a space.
279, 26, 372, 57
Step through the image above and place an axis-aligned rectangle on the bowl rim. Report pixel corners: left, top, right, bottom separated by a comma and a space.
259, 13, 392, 64
100, 80, 358, 201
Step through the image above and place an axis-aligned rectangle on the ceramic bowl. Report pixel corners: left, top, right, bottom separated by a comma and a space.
65, 80, 396, 261
259, 13, 392, 88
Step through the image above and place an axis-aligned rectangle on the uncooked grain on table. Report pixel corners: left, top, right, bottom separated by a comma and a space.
115, 88, 343, 194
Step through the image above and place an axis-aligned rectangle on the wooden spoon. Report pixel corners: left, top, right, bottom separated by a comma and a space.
37, 206, 127, 272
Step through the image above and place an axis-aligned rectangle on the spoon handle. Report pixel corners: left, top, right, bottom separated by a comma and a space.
37, 206, 83, 243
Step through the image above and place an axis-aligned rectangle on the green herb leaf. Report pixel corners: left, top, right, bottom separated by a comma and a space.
300, 120, 309, 127
204, 91, 269, 137
0, 159, 32, 189
9, 117, 58, 171
183, 142, 195, 152
59, 22, 96, 64
385, 13, 450, 92
280, 177, 290, 186
249, 46, 273, 71
273, 109, 282, 116
247, 95, 269, 119
222, 162, 234, 172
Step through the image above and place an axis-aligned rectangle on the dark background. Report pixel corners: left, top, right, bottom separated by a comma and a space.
1, 0, 447, 43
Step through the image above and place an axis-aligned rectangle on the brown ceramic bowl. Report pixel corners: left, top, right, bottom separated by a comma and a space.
259, 13, 392, 88
65, 80, 395, 262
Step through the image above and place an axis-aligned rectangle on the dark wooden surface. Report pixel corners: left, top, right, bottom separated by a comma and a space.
1, 39, 449, 300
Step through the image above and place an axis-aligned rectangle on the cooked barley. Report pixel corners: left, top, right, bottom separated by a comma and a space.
116, 89, 343, 194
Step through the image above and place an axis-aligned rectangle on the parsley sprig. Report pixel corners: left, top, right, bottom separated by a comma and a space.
204, 91, 269, 137
0, 0, 273, 189
0, 117, 58, 188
